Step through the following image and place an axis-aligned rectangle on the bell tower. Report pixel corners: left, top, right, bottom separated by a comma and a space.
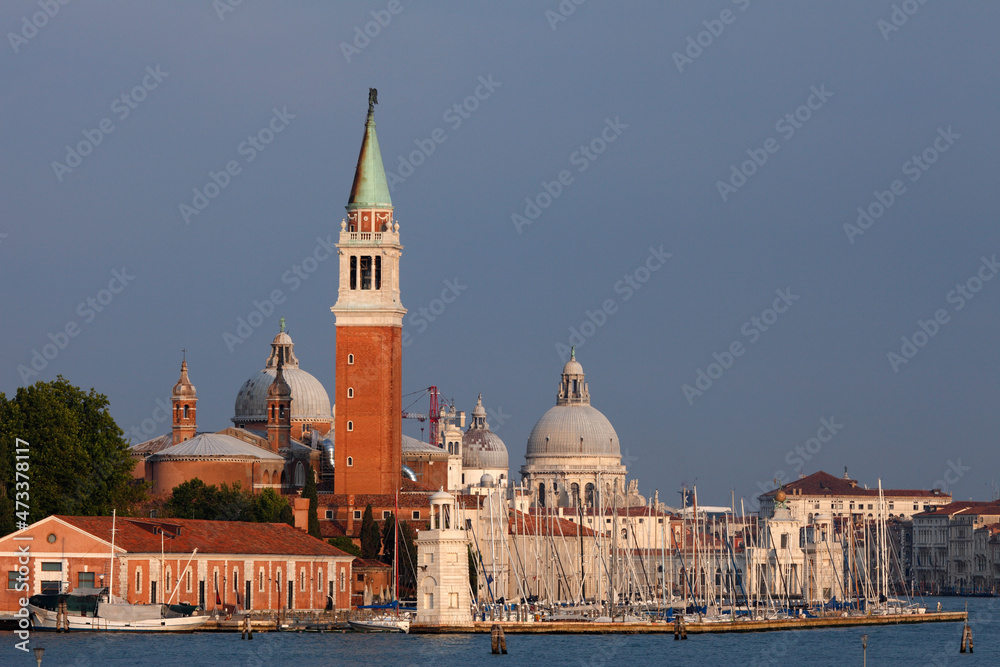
267, 352, 293, 453
171, 355, 197, 445
332, 88, 405, 496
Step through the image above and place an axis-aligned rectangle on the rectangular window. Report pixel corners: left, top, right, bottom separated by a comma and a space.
354, 510, 362, 520
340, 569, 346, 592
357, 574, 364, 582
41, 581, 61, 594
360, 256, 373, 290
375, 256, 382, 290
8, 572, 22, 590
780, 534, 788, 549
187, 571, 192, 593
449, 592, 458, 608
412, 511, 420, 520
259, 571, 265, 593
350, 256, 357, 290
78, 572, 95, 588
136, 569, 142, 593
382, 510, 391, 520
326, 510, 334, 519
41, 562, 62, 572
300, 570, 306, 592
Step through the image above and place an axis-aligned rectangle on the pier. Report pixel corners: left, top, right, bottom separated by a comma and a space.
412, 611, 967, 634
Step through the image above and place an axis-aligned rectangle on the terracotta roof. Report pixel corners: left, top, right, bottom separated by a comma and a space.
913, 500, 1000, 518
352, 558, 390, 569
508, 511, 597, 538
130, 434, 173, 456
760, 471, 950, 499
53, 516, 352, 558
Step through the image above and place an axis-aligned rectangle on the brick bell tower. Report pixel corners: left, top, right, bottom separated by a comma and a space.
171, 355, 197, 445
331, 88, 405, 496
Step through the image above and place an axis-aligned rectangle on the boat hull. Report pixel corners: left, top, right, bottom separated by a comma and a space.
348, 618, 410, 633
29, 605, 209, 632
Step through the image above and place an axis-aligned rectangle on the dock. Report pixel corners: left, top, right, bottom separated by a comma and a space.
412, 611, 967, 634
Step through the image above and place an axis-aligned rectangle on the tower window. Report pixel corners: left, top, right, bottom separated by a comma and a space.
347, 457, 354, 467
347, 387, 354, 398
360, 256, 373, 290
279, 406, 285, 419
350, 256, 357, 290
183, 405, 190, 419
348, 354, 354, 365
347, 421, 353, 432
375, 256, 382, 290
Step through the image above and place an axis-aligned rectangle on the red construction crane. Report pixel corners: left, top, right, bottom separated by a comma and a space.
401, 386, 441, 445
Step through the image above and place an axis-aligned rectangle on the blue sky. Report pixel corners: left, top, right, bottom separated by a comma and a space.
2, 1, 999, 508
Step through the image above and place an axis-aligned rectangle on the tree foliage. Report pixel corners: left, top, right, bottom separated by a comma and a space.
303, 467, 321, 538
360, 504, 380, 559
163, 479, 293, 524
329, 536, 361, 558
0, 377, 147, 534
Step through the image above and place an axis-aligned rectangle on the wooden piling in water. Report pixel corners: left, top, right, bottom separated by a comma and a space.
491, 624, 507, 654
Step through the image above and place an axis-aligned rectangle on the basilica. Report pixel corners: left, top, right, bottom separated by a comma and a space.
130, 90, 647, 544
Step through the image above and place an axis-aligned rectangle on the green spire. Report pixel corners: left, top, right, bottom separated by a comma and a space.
347, 88, 393, 210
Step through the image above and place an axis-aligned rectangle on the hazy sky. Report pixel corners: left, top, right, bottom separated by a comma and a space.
3, 2, 998, 509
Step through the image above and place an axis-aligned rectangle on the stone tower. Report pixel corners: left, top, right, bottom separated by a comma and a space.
415, 490, 471, 626
331, 89, 405, 495
171, 357, 197, 445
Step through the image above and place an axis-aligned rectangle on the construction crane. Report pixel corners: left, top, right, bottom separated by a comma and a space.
402, 386, 441, 445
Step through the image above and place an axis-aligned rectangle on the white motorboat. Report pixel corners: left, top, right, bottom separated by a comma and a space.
348, 616, 410, 633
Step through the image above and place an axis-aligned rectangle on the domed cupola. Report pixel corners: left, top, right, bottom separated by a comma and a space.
462, 394, 509, 471
525, 349, 621, 458
232, 319, 333, 435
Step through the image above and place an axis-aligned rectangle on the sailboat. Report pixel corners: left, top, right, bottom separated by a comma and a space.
349, 491, 410, 634
28, 511, 208, 632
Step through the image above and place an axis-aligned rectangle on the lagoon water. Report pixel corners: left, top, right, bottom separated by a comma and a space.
5, 597, 997, 667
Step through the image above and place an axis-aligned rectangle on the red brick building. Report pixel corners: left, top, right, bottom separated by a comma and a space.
0, 515, 354, 613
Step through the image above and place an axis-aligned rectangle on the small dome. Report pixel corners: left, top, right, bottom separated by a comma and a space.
172, 360, 196, 398
463, 429, 509, 469
480, 473, 495, 487
463, 394, 508, 470
562, 358, 583, 375
430, 489, 453, 502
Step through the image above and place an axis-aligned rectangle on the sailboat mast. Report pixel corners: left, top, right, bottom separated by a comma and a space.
109, 509, 116, 599
394, 488, 399, 616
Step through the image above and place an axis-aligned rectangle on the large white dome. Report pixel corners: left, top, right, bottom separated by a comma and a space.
233, 367, 332, 423
525, 404, 620, 458
231, 324, 333, 425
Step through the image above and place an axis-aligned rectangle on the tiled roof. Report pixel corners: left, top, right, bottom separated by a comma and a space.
146, 433, 284, 461
352, 558, 390, 569
130, 434, 173, 456
760, 471, 950, 499
913, 500, 1000, 518
508, 511, 597, 538
54, 516, 352, 558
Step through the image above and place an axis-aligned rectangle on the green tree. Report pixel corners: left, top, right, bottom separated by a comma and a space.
329, 536, 361, 558
360, 504, 380, 559
250, 488, 294, 525
0, 377, 148, 534
302, 467, 321, 538
380, 511, 396, 565
164, 480, 293, 523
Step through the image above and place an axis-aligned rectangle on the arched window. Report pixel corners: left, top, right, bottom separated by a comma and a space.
538, 483, 546, 507
183, 405, 189, 419
347, 456, 354, 467
570, 483, 580, 507
348, 354, 354, 365
585, 483, 595, 508
347, 387, 354, 398
279, 406, 285, 419
347, 421, 354, 432
280, 470, 286, 486
294, 462, 305, 487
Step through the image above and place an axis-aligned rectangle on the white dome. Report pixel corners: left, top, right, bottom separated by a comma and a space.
233, 367, 332, 423
525, 404, 620, 458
